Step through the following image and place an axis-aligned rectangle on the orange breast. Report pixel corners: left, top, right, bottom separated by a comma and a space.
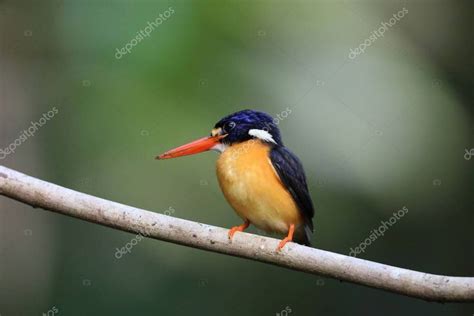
216, 140, 303, 234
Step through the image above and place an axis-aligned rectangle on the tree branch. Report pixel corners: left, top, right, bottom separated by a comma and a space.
0, 165, 472, 302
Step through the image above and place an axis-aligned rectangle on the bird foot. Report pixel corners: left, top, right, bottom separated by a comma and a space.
277, 237, 292, 251
228, 220, 250, 240
276, 223, 295, 251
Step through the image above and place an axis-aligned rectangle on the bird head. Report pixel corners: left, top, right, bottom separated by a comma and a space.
156, 109, 282, 160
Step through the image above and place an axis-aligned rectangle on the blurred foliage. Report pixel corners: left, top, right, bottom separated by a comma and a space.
1, 0, 473, 315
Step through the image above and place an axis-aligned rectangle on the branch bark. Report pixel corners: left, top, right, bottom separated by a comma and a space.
0, 165, 472, 302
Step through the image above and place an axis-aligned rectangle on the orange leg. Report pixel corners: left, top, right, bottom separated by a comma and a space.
228, 220, 250, 240
277, 224, 295, 251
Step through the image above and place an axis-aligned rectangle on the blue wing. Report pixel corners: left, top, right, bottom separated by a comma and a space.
270, 145, 314, 245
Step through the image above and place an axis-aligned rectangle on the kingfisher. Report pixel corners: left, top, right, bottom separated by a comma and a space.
156, 109, 314, 250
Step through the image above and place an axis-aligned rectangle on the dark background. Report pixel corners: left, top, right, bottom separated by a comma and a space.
1, 0, 473, 315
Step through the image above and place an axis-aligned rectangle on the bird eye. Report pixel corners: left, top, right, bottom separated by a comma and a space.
223, 121, 236, 133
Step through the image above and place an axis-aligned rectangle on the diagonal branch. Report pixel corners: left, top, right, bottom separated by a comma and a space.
0, 165, 472, 302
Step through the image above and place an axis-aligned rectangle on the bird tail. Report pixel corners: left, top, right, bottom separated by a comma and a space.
293, 223, 313, 246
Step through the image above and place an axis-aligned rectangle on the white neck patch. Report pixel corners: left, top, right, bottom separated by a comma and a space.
248, 129, 276, 144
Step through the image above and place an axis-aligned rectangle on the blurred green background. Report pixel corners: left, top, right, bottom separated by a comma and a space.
1, 0, 473, 315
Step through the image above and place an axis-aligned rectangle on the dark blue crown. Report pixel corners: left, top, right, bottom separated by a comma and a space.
214, 109, 283, 145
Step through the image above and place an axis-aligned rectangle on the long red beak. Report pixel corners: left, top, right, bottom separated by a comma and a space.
156, 135, 226, 160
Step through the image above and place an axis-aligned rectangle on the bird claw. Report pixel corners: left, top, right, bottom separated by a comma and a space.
276, 238, 291, 251
228, 226, 242, 240
276, 223, 295, 251
228, 220, 250, 240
